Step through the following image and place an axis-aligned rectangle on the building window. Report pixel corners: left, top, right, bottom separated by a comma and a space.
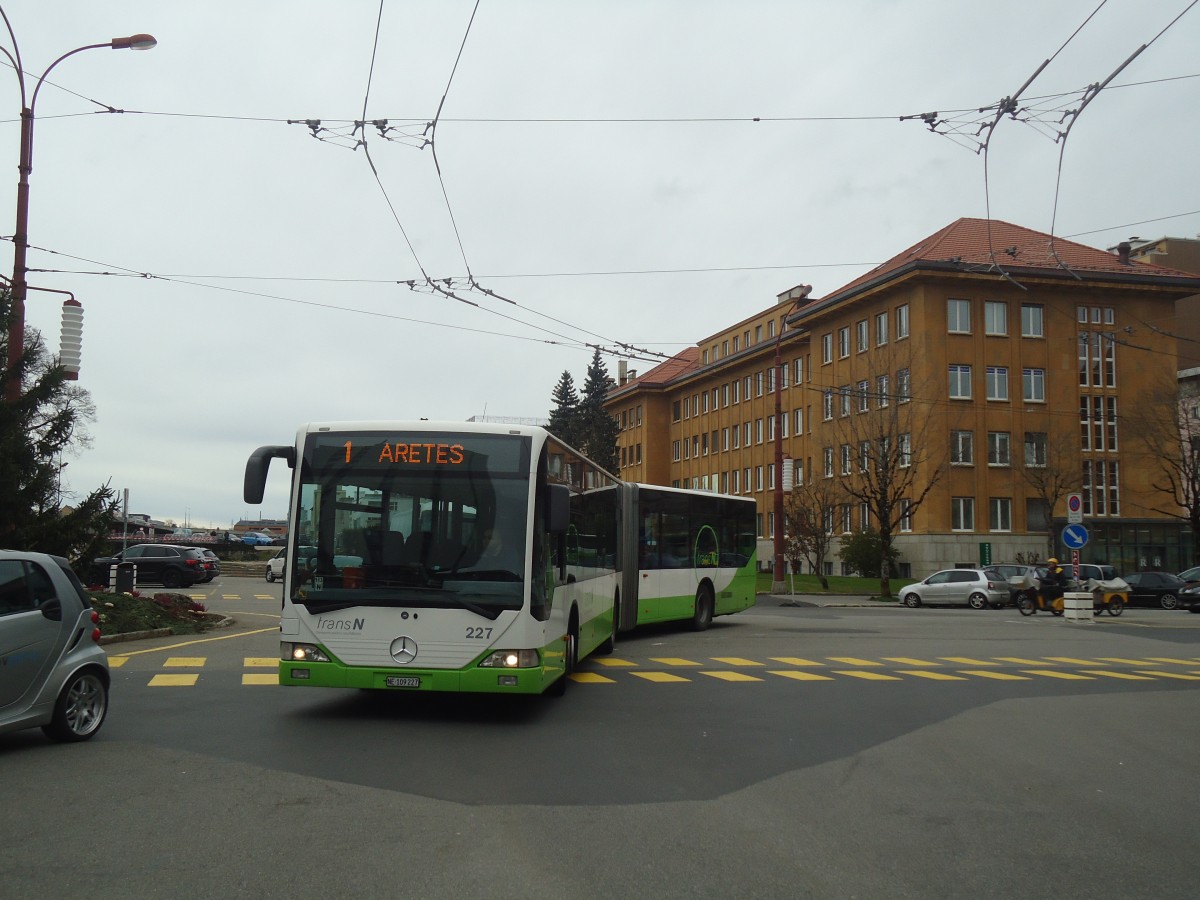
952, 497, 974, 531
756, 418, 764, 444
793, 357, 804, 385
948, 298, 971, 333
672, 400, 681, 423
857, 380, 870, 413
1022, 367, 1045, 402
1021, 303, 1044, 337
732, 379, 739, 404
701, 433, 709, 456
838, 327, 850, 358
822, 333, 833, 364
1024, 432, 1047, 467
673, 440, 681, 462
732, 335, 739, 352
768, 464, 775, 491
987, 431, 1011, 466
984, 300, 1007, 336
989, 498, 1012, 532
722, 427, 729, 451
897, 368, 910, 402
986, 366, 1008, 401
875, 311, 888, 346
896, 303, 909, 339
722, 384, 729, 407
856, 319, 869, 353
841, 505, 852, 534
951, 430, 974, 465
838, 385, 851, 417
744, 422, 752, 446
794, 408, 804, 435
823, 447, 834, 478
840, 444, 851, 475
823, 390, 833, 421
899, 499, 912, 532
898, 433, 911, 468
732, 426, 740, 450
755, 324, 763, 343
876, 374, 889, 408
949, 364, 972, 399
755, 466, 764, 491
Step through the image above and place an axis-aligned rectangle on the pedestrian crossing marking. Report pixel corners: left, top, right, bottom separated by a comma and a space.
994, 657, 1051, 665
1045, 657, 1105, 666
826, 657, 882, 667
1096, 658, 1159, 666
1145, 657, 1200, 665
107, 656, 128, 668
883, 657, 940, 667
592, 658, 639, 667
939, 657, 997, 666
769, 670, 834, 682
959, 670, 1029, 681
1140, 670, 1200, 681
1081, 671, 1155, 681
222, 594, 240, 600
630, 671, 689, 683
835, 670, 901, 681
569, 672, 615, 684
163, 657, 206, 668
244, 658, 277, 668
701, 671, 762, 682
649, 658, 701, 666
769, 657, 825, 666
148, 673, 198, 687
242, 674, 278, 685
898, 670, 967, 681
1021, 670, 1093, 680
709, 657, 763, 667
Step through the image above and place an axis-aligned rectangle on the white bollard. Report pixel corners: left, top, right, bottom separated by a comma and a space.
1063, 591, 1093, 624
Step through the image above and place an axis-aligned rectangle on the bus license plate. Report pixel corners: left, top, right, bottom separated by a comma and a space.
385, 676, 420, 688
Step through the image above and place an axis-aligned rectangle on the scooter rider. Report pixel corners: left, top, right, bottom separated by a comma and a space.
1041, 558, 1066, 605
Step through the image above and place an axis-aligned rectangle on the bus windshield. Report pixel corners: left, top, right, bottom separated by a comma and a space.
291, 430, 531, 617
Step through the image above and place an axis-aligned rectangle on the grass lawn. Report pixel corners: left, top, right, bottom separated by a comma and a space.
755, 571, 915, 597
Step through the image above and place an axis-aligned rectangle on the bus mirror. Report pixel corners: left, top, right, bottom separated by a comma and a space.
244, 445, 295, 504
546, 484, 570, 532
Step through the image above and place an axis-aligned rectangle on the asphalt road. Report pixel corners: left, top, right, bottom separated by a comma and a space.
2, 577, 1198, 899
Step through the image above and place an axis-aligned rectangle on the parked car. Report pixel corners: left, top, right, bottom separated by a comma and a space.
241, 532, 275, 546
0, 549, 110, 742
89, 544, 208, 589
195, 548, 221, 582
1177, 565, 1200, 584
1177, 581, 1200, 612
986, 564, 1040, 606
1121, 571, 1189, 609
901, 568, 1010, 609
266, 547, 285, 583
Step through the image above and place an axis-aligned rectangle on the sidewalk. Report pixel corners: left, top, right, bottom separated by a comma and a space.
758, 592, 889, 608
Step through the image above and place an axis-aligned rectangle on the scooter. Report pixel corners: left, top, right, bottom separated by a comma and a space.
1016, 585, 1064, 616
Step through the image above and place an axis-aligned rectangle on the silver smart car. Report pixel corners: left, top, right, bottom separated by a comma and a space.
0, 549, 110, 741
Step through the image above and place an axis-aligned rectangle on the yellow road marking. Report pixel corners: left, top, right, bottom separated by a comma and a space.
827, 657, 882, 667
769, 657, 825, 666
148, 674, 198, 687
709, 657, 763, 667
994, 657, 1051, 665
701, 671, 763, 682
163, 657, 206, 668
1021, 670, 1093, 680
105, 627, 279, 659
835, 670, 900, 681
107, 656, 128, 668
1145, 657, 1200, 665
569, 672, 615, 683
899, 670, 966, 681
188, 594, 205, 601
221, 594, 239, 600
769, 670, 834, 681
590, 658, 638, 667
1044, 657, 1104, 666
649, 657, 701, 666
960, 670, 1030, 680
243, 658, 277, 668
883, 657, 940, 666
241, 674, 278, 685
1096, 658, 1159, 666
1080, 670, 1155, 681
1140, 670, 1200, 680
630, 671, 689, 683
254, 594, 275, 600
939, 657, 997, 666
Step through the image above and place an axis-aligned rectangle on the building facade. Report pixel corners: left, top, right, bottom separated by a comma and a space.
607, 219, 1200, 577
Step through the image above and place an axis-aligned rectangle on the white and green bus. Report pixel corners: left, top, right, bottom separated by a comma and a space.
244, 421, 620, 696
617, 483, 757, 632
244, 422, 757, 696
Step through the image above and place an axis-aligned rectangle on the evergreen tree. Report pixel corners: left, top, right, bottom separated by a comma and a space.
547, 370, 582, 448
577, 347, 619, 473
1, 289, 117, 564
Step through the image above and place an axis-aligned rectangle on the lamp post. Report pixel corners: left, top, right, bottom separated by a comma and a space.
2, 18, 156, 403
773, 283, 812, 593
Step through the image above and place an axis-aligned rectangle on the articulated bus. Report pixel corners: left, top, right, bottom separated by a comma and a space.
244, 421, 755, 697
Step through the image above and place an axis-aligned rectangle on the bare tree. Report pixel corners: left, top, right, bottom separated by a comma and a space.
783, 474, 844, 590
1017, 428, 1082, 560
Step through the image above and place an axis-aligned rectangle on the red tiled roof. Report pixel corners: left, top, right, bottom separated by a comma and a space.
609, 347, 699, 395
813, 217, 1200, 307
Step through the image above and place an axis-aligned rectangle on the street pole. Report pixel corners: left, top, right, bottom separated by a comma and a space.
2, 22, 156, 403
772, 284, 812, 592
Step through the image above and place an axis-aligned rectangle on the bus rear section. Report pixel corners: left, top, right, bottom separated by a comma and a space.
619, 483, 757, 631
246, 422, 619, 695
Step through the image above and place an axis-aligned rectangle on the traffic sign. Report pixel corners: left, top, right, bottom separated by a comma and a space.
1062, 523, 1089, 550
1067, 492, 1083, 524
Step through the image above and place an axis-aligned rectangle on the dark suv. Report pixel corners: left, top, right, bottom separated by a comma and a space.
90, 544, 208, 589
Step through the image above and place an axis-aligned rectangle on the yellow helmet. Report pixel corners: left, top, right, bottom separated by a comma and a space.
1047, 558, 1058, 565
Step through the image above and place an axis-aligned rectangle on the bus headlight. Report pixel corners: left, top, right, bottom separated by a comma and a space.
282, 642, 330, 662
479, 649, 539, 668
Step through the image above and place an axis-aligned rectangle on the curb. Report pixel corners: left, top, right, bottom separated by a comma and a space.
98, 614, 234, 646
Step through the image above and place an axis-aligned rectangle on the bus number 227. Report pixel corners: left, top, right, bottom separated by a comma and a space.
465, 627, 493, 639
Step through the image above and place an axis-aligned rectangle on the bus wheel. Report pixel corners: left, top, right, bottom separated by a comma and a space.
548, 616, 578, 697
691, 584, 714, 631
597, 594, 617, 655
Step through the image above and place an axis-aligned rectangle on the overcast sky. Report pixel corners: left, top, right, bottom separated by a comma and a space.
3, 0, 1197, 529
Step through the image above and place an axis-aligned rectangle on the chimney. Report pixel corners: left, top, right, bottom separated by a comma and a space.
618, 360, 628, 384
1117, 242, 1131, 265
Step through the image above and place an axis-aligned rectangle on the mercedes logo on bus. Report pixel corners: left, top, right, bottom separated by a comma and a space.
390, 636, 418, 664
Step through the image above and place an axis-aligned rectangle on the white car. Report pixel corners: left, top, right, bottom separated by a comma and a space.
265, 548, 286, 582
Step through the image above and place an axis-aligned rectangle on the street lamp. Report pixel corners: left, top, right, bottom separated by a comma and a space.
2, 17, 156, 403
773, 283, 812, 592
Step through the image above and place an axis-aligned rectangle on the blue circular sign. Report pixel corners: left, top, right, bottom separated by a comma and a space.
1062, 524, 1089, 549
